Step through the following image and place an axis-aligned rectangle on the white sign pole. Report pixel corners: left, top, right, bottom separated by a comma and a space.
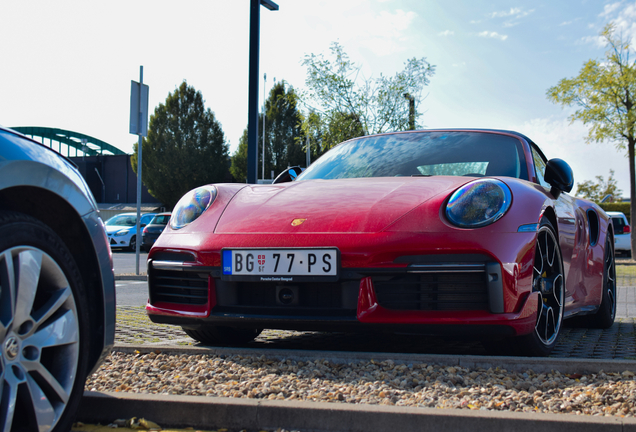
130, 66, 149, 275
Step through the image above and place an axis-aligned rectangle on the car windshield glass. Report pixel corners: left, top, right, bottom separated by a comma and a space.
106, 215, 136, 227
296, 131, 528, 181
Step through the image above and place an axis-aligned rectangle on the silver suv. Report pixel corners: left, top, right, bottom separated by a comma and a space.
0, 127, 116, 432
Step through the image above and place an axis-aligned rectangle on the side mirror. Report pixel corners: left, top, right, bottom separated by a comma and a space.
273, 166, 303, 184
544, 158, 573, 198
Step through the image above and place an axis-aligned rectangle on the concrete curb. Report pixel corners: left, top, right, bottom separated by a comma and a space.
78, 390, 636, 432
112, 344, 636, 375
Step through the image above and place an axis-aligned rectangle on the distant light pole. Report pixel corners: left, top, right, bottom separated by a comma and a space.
404, 93, 415, 131
262, 72, 266, 181
247, 0, 279, 184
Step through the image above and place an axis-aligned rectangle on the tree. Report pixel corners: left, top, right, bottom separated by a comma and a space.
230, 129, 249, 182
547, 23, 636, 254
301, 109, 366, 155
575, 169, 622, 203
231, 81, 306, 181
302, 42, 435, 143
132, 81, 229, 208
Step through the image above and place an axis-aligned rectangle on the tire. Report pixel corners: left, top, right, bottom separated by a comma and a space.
0, 211, 90, 432
515, 218, 565, 356
183, 326, 262, 345
570, 235, 616, 329
128, 235, 137, 252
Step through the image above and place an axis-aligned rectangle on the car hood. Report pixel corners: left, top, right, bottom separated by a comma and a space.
105, 225, 133, 234
214, 177, 470, 234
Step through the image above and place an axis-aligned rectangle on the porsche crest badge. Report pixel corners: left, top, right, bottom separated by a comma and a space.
291, 218, 306, 226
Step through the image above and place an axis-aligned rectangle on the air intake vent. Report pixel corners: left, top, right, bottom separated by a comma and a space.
373, 272, 488, 311
149, 268, 209, 305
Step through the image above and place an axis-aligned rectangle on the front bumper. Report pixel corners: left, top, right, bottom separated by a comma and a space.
146, 235, 539, 337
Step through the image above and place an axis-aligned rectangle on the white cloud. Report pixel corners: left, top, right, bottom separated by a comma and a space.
600, 2, 624, 17
438, 30, 454, 36
488, 7, 533, 19
581, 2, 636, 49
477, 31, 508, 41
356, 9, 418, 56
489, 7, 521, 18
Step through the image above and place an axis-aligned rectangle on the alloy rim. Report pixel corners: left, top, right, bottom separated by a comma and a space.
0, 246, 80, 432
532, 226, 564, 346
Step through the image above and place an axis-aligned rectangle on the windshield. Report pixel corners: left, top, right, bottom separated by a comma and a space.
105, 215, 136, 227
297, 131, 528, 181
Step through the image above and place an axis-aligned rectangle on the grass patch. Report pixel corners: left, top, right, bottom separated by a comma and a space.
617, 265, 636, 277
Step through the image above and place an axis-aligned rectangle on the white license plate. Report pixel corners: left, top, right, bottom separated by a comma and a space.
222, 249, 338, 281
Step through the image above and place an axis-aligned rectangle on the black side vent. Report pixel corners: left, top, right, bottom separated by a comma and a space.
152, 251, 196, 262
149, 268, 209, 305
373, 272, 488, 311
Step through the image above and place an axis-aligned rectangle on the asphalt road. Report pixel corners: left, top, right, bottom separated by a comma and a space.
112, 249, 148, 275
116, 280, 148, 306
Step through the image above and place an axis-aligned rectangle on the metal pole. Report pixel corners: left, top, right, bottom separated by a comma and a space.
247, 0, 278, 184
247, 0, 260, 184
306, 135, 310, 167
262, 72, 266, 181
136, 66, 143, 275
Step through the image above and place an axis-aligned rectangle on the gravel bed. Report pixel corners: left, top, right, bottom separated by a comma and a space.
86, 350, 636, 418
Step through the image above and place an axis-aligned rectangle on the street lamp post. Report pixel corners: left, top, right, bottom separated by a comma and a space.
247, 0, 278, 184
262, 72, 266, 182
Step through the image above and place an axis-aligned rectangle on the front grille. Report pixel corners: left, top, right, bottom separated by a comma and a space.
373, 272, 488, 311
149, 269, 209, 305
213, 280, 359, 317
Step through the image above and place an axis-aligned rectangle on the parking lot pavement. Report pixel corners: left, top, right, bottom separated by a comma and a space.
617, 285, 636, 317
114, 305, 636, 359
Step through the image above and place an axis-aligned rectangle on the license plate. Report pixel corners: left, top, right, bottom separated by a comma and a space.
221, 248, 339, 282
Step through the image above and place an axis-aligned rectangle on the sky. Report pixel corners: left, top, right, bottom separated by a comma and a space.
1, 0, 635, 195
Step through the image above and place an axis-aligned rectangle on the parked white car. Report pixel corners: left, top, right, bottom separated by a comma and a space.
105, 212, 156, 250
607, 211, 631, 256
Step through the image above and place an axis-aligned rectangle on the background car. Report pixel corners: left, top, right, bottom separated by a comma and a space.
105, 212, 156, 251
0, 126, 115, 432
142, 212, 171, 251
607, 211, 631, 256
146, 129, 615, 357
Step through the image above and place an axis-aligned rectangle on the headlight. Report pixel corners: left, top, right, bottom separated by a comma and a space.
114, 230, 130, 237
446, 179, 512, 228
171, 185, 217, 230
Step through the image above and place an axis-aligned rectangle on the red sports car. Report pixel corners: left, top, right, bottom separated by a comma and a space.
146, 129, 616, 356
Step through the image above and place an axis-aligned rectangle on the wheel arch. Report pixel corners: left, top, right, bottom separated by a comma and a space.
0, 184, 109, 371
541, 205, 559, 238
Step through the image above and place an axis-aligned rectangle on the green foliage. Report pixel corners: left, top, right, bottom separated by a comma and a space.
302, 42, 435, 138
230, 129, 248, 182
301, 110, 365, 156
266, 82, 305, 173
547, 24, 636, 150
600, 202, 631, 221
547, 23, 636, 253
231, 81, 306, 181
575, 169, 622, 202
132, 81, 229, 208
